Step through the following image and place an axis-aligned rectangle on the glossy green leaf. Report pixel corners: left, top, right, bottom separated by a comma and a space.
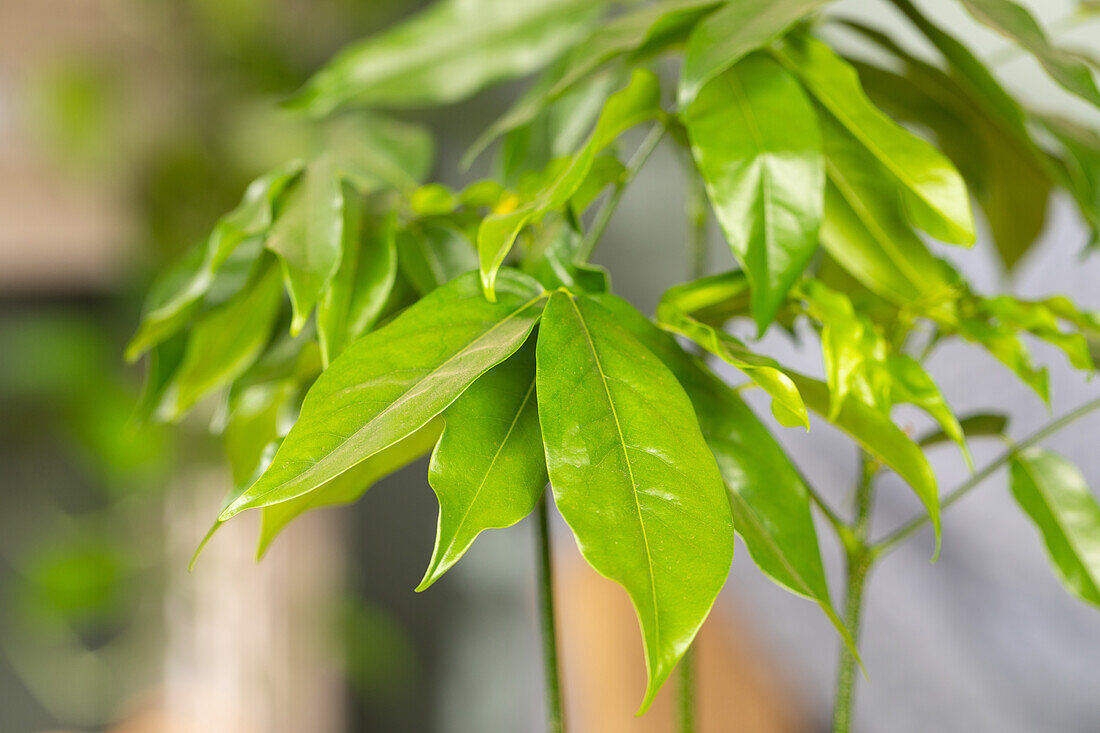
585, 292, 856, 659
817, 114, 954, 308
656, 289, 808, 429
221, 270, 546, 520
418, 339, 546, 590
1010, 449, 1100, 608
157, 260, 284, 421
316, 188, 364, 367
258, 420, 444, 556
678, 0, 828, 108
126, 159, 303, 361
522, 216, 610, 294
477, 69, 661, 299
536, 291, 734, 713
286, 0, 605, 116
775, 34, 975, 245
959, 0, 1100, 108
398, 223, 478, 296
683, 53, 823, 333
980, 296, 1095, 372
223, 379, 299, 485
789, 371, 941, 550
266, 157, 345, 334
958, 317, 1050, 401
657, 270, 753, 329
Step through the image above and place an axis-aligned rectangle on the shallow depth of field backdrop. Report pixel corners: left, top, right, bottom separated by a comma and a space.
1, 0, 1099, 732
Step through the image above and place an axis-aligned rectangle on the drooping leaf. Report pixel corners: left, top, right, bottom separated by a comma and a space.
980, 296, 1095, 372
220, 270, 546, 519
477, 69, 661, 299
157, 260, 284, 421
126, 159, 304, 361
398, 223, 478, 296
958, 317, 1050, 401
223, 379, 299, 486
789, 371, 941, 550
656, 283, 808, 429
958, 0, 1100, 108
775, 33, 975, 245
266, 156, 346, 334
536, 291, 734, 713
286, 0, 606, 116
1037, 115, 1100, 240
316, 187, 364, 367
817, 114, 954, 308
258, 420, 444, 556
678, 0, 829, 108
586, 292, 856, 659
656, 269, 753, 329
683, 53, 823, 333
1010, 449, 1100, 608
418, 339, 546, 590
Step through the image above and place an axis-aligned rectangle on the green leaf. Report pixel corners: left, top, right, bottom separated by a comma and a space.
418, 339, 546, 590
258, 420, 444, 556
656, 269, 753, 329
1010, 449, 1100, 608
683, 53, 823, 333
325, 113, 434, 193
266, 157, 345, 334
477, 69, 661, 299
522, 216, 610, 294
918, 412, 1008, 448
789, 371, 941, 551
536, 291, 734, 713
656, 283, 808, 429
126, 159, 303, 361
959, 0, 1100, 108
775, 33, 975, 245
223, 379, 299, 485
316, 188, 364, 367
583, 292, 857, 660
678, 0, 828, 108
958, 317, 1050, 401
980, 296, 1095, 372
398, 223, 478, 296
817, 113, 954, 307
157, 260, 284, 421
220, 270, 546, 520
285, 0, 605, 116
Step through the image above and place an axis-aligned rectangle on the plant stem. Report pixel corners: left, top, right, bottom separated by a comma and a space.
678, 644, 696, 733
576, 124, 666, 263
536, 494, 565, 733
873, 394, 1100, 557
832, 453, 876, 733
687, 165, 708, 281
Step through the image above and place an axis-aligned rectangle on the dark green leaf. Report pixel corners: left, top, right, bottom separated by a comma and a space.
286, 0, 605, 115
1010, 449, 1100, 608
220, 270, 546, 519
684, 53, 822, 332
418, 339, 546, 590
678, 0, 829, 108
536, 291, 733, 713
918, 412, 1008, 448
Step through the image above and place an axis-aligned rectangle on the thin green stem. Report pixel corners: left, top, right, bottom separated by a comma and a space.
873, 394, 1100, 557
832, 453, 877, 733
576, 124, 666, 263
687, 165, 708, 281
535, 494, 565, 733
678, 644, 696, 733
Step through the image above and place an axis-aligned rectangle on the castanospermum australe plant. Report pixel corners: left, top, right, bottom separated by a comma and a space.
129, 0, 1100, 730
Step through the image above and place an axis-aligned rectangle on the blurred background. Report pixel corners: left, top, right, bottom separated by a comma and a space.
1, 0, 1099, 731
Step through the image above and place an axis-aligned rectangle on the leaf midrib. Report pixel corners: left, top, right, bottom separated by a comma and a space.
567, 295, 662, 654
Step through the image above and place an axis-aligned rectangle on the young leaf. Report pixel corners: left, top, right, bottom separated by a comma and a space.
286, 0, 606, 115
958, 0, 1100, 109
346, 217, 399, 342
789, 371, 941, 551
1010, 449, 1100, 608
678, 0, 828, 108
536, 291, 734, 713
418, 339, 547, 590
585, 292, 856, 659
656, 285, 809, 429
683, 53, 823, 333
958, 318, 1050, 402
126, 159, 304, 361
220, 270, 547, 520
818, 114, 953, 307
258, 420, 444, 556
477, 69, 661, 299
316, 188, 365, 367
266, 156, 345, 334
157, 260, 284, 421
223, 379, 298, 486
775, 33, 976, 245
